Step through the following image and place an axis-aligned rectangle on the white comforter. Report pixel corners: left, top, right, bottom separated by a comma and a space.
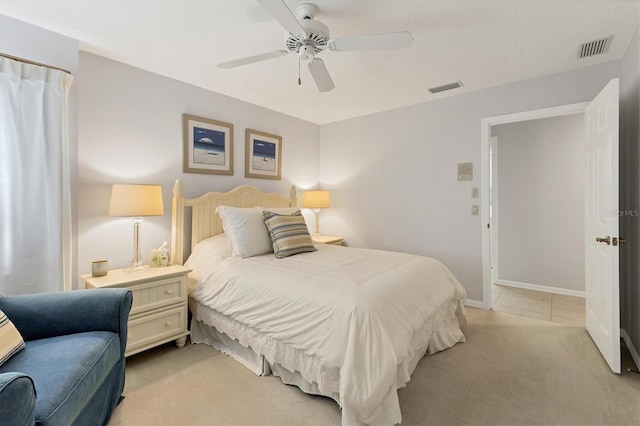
186, 237, 467, 425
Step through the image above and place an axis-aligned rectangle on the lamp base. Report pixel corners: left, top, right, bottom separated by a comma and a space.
314, 209, 321, 238
127, 263, 149, 274
127, 217, 148, 274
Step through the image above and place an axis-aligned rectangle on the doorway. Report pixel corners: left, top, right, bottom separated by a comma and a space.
489, 114, 587, 324
480, 102, 589, 309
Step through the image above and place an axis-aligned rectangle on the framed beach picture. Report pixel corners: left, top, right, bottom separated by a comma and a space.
183, 114, 234, 175
245, 128, 282, 180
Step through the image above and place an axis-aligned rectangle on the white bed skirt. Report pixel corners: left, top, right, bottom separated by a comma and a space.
189, 297, 466, 423
191, 315, 342, 404
191, 318, 271, 376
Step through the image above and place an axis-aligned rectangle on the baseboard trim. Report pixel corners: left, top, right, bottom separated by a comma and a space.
621, 329, 640, 371
494, 279, 585, 298
464, 299, 486, 309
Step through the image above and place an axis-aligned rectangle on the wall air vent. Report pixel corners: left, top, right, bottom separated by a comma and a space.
428, 81, 463, 94
578, 36, 612, 58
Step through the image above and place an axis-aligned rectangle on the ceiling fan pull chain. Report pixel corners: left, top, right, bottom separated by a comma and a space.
298, 57, 302, 86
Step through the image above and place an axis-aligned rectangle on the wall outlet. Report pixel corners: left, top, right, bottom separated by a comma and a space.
471, 187, 479, 198
471, 205, 480, 216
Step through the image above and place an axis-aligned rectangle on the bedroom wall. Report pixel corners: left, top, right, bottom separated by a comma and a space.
77, 52, 320, 278
491, 115, 585, 293
620, 25, 640, 365
319, 61, 621, 303
0, 15, 80, 288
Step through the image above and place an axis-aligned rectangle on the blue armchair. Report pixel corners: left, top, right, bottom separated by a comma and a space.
0, 288, 132, 426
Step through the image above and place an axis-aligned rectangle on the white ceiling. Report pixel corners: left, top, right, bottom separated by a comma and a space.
1, 1, 638, 124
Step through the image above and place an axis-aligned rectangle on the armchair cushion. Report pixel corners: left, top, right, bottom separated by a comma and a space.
3, 331, 121, 424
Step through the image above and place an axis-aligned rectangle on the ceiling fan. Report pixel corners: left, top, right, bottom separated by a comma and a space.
217, 0, 414, 93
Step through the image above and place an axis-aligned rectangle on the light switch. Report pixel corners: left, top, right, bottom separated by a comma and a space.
471, 187, 479, 198
471, 205, 479, 216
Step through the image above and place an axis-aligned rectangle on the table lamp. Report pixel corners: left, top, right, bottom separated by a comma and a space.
109, 184, 164, 272
303, 190, 330, 238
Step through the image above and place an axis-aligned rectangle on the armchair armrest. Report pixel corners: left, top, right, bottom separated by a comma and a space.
0, 289, 132, 356
0, 372, 36, 426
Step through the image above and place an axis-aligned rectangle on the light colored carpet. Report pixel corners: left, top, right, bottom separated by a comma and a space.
109, 308, 640, 425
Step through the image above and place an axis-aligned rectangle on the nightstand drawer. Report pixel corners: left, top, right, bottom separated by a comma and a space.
129, 276, 185, 316
127, 306, 186, 353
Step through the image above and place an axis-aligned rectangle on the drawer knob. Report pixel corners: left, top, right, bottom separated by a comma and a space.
165, 322, 172, 327
166, 289, 173, 294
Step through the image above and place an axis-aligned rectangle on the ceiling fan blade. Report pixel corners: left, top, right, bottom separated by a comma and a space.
308, 58, 335, 93
218, 50, 288, 69
329, 31, 414, 52
258, 0, 306, 36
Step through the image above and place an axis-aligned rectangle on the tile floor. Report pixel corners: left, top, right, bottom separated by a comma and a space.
492, 284, 586, 326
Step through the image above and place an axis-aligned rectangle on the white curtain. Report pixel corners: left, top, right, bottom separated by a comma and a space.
0, 56, 73, 295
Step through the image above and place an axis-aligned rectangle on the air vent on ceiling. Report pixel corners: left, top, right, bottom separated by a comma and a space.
428, 81, 463, 94
578, 36, 613, 58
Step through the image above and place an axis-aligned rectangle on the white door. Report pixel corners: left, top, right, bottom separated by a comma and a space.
585, 78, 620, 374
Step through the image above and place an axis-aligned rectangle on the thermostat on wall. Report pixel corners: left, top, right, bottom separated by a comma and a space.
458, 162, 473, 181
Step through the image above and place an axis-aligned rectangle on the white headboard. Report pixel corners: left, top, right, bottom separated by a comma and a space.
171, 179, 297, 265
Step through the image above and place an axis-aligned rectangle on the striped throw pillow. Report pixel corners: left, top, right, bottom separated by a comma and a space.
263, 210, 317, 259
0, 309, 25, 366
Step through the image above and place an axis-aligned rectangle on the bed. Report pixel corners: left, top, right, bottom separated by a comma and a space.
170, 179, 467, 425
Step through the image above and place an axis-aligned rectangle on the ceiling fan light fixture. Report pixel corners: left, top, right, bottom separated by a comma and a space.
298, 44, 315, 61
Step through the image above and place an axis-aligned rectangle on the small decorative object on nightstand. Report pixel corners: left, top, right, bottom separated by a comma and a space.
148, 241, 170, 267
82, 265, 191, 357
312, 235, 344, 246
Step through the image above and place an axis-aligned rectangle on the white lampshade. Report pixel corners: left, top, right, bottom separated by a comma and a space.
109, 184, 164, 217
303, 190, 330, 209
109, 184, 164, 273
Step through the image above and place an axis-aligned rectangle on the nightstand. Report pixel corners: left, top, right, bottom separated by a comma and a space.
312, 235, 344, 246
81, 265, 191, 357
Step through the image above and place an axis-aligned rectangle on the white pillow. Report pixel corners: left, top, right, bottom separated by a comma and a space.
216, 206, 298, 258
188, 233, 231, 259
184, 234, 232, 291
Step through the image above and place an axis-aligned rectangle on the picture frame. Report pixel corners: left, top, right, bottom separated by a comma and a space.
183, 114, 234, 175
245, 128, 282, 180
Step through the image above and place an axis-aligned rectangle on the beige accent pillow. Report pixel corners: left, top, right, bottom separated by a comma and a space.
263, 210, 317, 259
0, 309, 25, 366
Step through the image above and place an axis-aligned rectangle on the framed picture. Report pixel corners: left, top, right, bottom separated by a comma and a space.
245, 128, 282, 180
183, 114, 233, 175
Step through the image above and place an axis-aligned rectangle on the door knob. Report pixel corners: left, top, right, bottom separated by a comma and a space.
596, 236, 611, 245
